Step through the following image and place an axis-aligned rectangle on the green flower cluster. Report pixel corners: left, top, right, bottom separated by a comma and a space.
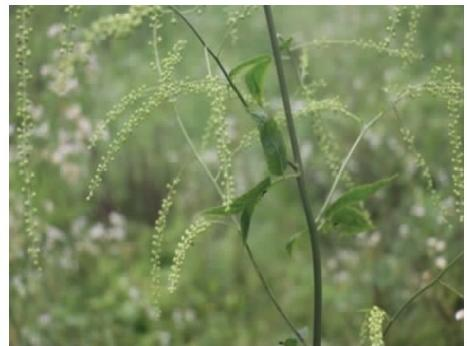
87, 41, 207, 200
225, 6, 258, 45
205, 77, 235, 209
150, 177, 180, 318
15, 6, 41, 268
360, 306, 387, 346
395, 66, 463, 224
168, 217, 211, 293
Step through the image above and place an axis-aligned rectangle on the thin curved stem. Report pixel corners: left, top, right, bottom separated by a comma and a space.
169, 6, 250, 111
315, 112, 384, 222
264, 6, 322, 346
439, 280, 463, 299
175, 109, 307, 346
383, 251, 464, 336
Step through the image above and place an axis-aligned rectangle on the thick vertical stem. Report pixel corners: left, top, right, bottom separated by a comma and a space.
264, 6, 322, 346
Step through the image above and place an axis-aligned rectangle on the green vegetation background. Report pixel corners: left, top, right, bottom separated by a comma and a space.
10, 5, 464, 346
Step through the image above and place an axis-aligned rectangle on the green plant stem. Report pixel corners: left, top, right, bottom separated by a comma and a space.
383, 251, 464, 336
264, 6, 322, 346
175, 110, 307, 346
439, 280, 464, 299
315, 112, 383, 222
169, 6, 250, 111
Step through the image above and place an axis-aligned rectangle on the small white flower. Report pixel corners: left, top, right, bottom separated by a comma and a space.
410, 204, 426, 217
38, 313, 51, 326
300, 141, 313, 161
426, 237, 437, 248
77, 118, 92, 138
326, 258, 338, 270
157, 331, 171, 346
434, 240, 446, 252
434, 256, 447, 269
65, 104, 82, 120
34, 123, 49, 138
398, 224, 409, 238
47, 23, 63, 37
455, 309, 464, 321
89, 223, 105, 239
46, 226, 64, 243
368, 232, 381, 247
109, 211, 126, 227
334, 271, 350, 283
71, 216, 87, 235
128, 287, 140, 300
40, 64, 52, 77
184, 309, 196, 323
43, 200, 54, 213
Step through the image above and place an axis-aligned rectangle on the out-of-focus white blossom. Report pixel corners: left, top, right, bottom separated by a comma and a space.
434, 256, 447, 269
410, 204, 426, 217
398, 224, 409, 238
47, 23, 64, 37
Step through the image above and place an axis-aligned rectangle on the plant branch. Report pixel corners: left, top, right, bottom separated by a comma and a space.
175, 108, 307, 345
315, 112, 384, 223
264, 6, 322, 346
169, 6, 250, 111
383, 251, 464, 336
439, 280, 464, 299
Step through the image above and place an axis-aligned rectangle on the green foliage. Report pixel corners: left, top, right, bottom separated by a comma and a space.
321, 176, 396, 234
229, 54, 270, 79
229, 54, 271, 107
324, 175, 397, 218
280, 338, 299, 346
205, 177, 271, 216
9, 5, 464, 346
258, 116, 288, 176
324, 206, 373, 235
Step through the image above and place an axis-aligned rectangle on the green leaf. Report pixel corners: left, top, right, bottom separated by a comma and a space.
324, 206, 373, 235
258, 117, 288, 176
228, 54, 271, 107
244, 57, 271, 106
249, 111, 268, 126
229, 55, 270, 80
324, 175, 398, 217
280, 338, 298, 346
285, 231, 304, 257
240, 201, 255, 242
204, 177, 272, 216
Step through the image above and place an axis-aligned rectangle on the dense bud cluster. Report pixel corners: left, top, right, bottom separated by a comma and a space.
87, 41, 207, 200
395, 66, 463, 225
88, 84, 154, 148
205, 77, 235, 209
15, 6, 41, 268
295, 6, 423, 64
150, 177, 180, 318
382, 6, 404, 49
360, 306, 387, 346
84, 6, 159, 43
168, 217, 211, 293
225, 6, 258, 45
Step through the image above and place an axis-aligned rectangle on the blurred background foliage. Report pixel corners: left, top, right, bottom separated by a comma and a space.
9, 5, 463, 346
